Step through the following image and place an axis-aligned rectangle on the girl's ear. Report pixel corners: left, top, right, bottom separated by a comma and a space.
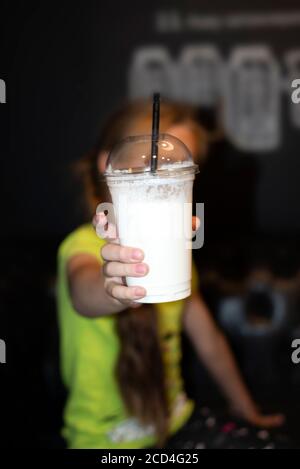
97, 151, 109, 174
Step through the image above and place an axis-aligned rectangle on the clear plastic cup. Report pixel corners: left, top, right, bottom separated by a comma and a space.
104, 133, 198, 303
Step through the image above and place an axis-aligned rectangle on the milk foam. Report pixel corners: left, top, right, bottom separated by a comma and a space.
106, 160, 195, 175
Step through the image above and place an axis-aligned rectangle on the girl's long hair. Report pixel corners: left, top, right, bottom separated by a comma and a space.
76, 99, 207, 446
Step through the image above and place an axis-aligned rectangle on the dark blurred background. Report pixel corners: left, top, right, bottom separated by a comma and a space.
0, 0, 300, 447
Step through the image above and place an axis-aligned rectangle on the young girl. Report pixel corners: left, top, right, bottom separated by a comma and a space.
57, 100, 284, 449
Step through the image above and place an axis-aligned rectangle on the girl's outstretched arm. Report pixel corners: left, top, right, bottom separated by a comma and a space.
67, 245, 148, 317
183, 292, 285, 428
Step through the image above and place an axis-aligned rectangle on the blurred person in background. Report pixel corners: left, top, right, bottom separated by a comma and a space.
57, 100, 285, 449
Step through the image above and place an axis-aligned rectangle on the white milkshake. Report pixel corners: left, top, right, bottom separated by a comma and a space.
105, 134, 198, 303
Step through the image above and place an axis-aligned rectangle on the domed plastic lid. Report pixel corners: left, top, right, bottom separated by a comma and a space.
105, 133, 198, 178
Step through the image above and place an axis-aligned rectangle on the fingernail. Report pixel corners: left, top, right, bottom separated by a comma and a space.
134, 287, 145, 297
135, 263, 147, 274
132, 249, 143, 261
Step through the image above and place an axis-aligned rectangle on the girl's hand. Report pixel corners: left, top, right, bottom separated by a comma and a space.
230, 401, 285, 429
93, 212, 148, 308
93, 212, 200, 309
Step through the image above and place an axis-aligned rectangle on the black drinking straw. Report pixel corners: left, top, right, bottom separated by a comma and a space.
150, 92, 160, 173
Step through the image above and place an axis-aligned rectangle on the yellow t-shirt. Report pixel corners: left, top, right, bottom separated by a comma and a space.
57, 224, 198, 448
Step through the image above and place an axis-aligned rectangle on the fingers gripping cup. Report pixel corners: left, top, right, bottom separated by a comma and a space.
104, 134, 198, 303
